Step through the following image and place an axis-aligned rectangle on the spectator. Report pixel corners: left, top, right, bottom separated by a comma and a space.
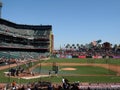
12, 80, 16, 90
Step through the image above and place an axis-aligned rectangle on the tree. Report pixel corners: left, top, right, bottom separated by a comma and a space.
65, 44, 70, 50
72, 44, 75, 48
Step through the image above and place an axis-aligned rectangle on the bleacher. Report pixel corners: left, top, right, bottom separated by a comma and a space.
0, 23, 51, 52
0, 24, 34, 38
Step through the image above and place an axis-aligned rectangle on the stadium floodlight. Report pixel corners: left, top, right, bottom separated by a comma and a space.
0, 1, 2, 18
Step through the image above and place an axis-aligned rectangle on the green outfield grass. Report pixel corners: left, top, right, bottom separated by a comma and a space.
0, 58, 120, 84
59, 66, 116, 75
33, 66, 116, 75
43, 58, 120, 65
37, 76, 120, 83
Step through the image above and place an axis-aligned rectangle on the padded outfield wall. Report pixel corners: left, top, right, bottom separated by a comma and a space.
54, 54, 120, 59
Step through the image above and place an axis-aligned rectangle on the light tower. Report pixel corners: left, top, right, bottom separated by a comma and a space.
0, 1, 2, 18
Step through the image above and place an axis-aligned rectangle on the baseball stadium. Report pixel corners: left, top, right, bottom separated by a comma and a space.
0, 1, 120, 90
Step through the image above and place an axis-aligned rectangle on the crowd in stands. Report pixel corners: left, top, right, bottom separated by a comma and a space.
0, 51, 49, 66
53, 42, 120, 59
0, 79, 120, 90
0, 23, 50, 39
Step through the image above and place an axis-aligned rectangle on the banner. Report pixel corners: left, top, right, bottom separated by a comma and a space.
113, 56, 120, 59
78, 56, 86, 58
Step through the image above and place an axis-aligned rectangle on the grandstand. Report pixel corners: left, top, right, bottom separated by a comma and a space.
0, 18, 53, 60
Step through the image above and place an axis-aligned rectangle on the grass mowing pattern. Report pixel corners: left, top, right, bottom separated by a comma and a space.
44, 58, 120, 65
33, 66, 116, 75
0, 58, 120, 84
31, 76, 120, 83
59, 66, 116, 75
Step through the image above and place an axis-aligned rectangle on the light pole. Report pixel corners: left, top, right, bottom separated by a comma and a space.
0, 1, 2, 18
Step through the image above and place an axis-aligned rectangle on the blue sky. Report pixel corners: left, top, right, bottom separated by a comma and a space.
1, 0, 120, 49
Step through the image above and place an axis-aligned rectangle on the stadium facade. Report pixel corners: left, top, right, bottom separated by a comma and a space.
0, 18, 53, 59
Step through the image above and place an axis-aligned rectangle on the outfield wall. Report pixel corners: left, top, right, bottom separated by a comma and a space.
55, 54, 120, 59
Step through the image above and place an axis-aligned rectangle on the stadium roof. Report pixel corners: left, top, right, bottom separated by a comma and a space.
0, 18, 52, 30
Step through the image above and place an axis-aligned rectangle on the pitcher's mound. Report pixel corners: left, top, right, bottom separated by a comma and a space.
61, 68, 76, 71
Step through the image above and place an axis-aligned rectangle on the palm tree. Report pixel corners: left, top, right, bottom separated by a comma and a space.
70, 46, 72, 50
65, 44, 70, 50
76, 44, 79, 49
113, 44, 118, 51
72, 44, 75, 47
80, 44, 84, 48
